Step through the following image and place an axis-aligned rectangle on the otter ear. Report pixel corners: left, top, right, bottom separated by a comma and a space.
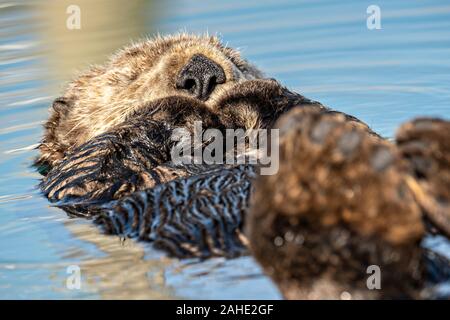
51, 97, 71, 113
34, 97, 72, 175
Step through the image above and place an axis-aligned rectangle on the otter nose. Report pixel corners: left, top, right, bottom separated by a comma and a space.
176, 54, 226, 101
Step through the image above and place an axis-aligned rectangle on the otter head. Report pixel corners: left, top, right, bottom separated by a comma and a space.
36, 34, 264, 171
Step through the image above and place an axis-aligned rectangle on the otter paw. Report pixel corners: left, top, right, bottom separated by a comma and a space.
247, 108, 426, 299
40, 123, 170, 206
215, 79, 326, 129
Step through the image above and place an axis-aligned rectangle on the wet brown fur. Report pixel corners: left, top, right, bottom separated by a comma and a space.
247, 107, 449, 299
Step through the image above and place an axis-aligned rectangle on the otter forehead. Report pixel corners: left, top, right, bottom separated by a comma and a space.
111, 34, 261, 77
98, 34, 261, 89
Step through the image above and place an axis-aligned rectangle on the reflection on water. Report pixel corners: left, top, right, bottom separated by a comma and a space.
1, 0, 449, 299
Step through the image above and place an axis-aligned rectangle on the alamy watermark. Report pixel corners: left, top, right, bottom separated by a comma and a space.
66, 5, 81, 30
366, 265, 381, 290
66, 265, 81, 290
367, 5, 382, 30
170, 121, 279, 175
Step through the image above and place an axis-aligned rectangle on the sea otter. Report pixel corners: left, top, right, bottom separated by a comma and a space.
36, 34, 450, 298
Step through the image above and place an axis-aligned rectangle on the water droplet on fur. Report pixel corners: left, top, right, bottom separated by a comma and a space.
284, 231, 295, 242
371, 147, 393, 172
344, 188, 355, 199
414, 119, 435, 131
274, 236, 284, 247
340, 291, 352, 300
294, 234, 305, 245
311, 120, 335, 144
337, 131, 361, 156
